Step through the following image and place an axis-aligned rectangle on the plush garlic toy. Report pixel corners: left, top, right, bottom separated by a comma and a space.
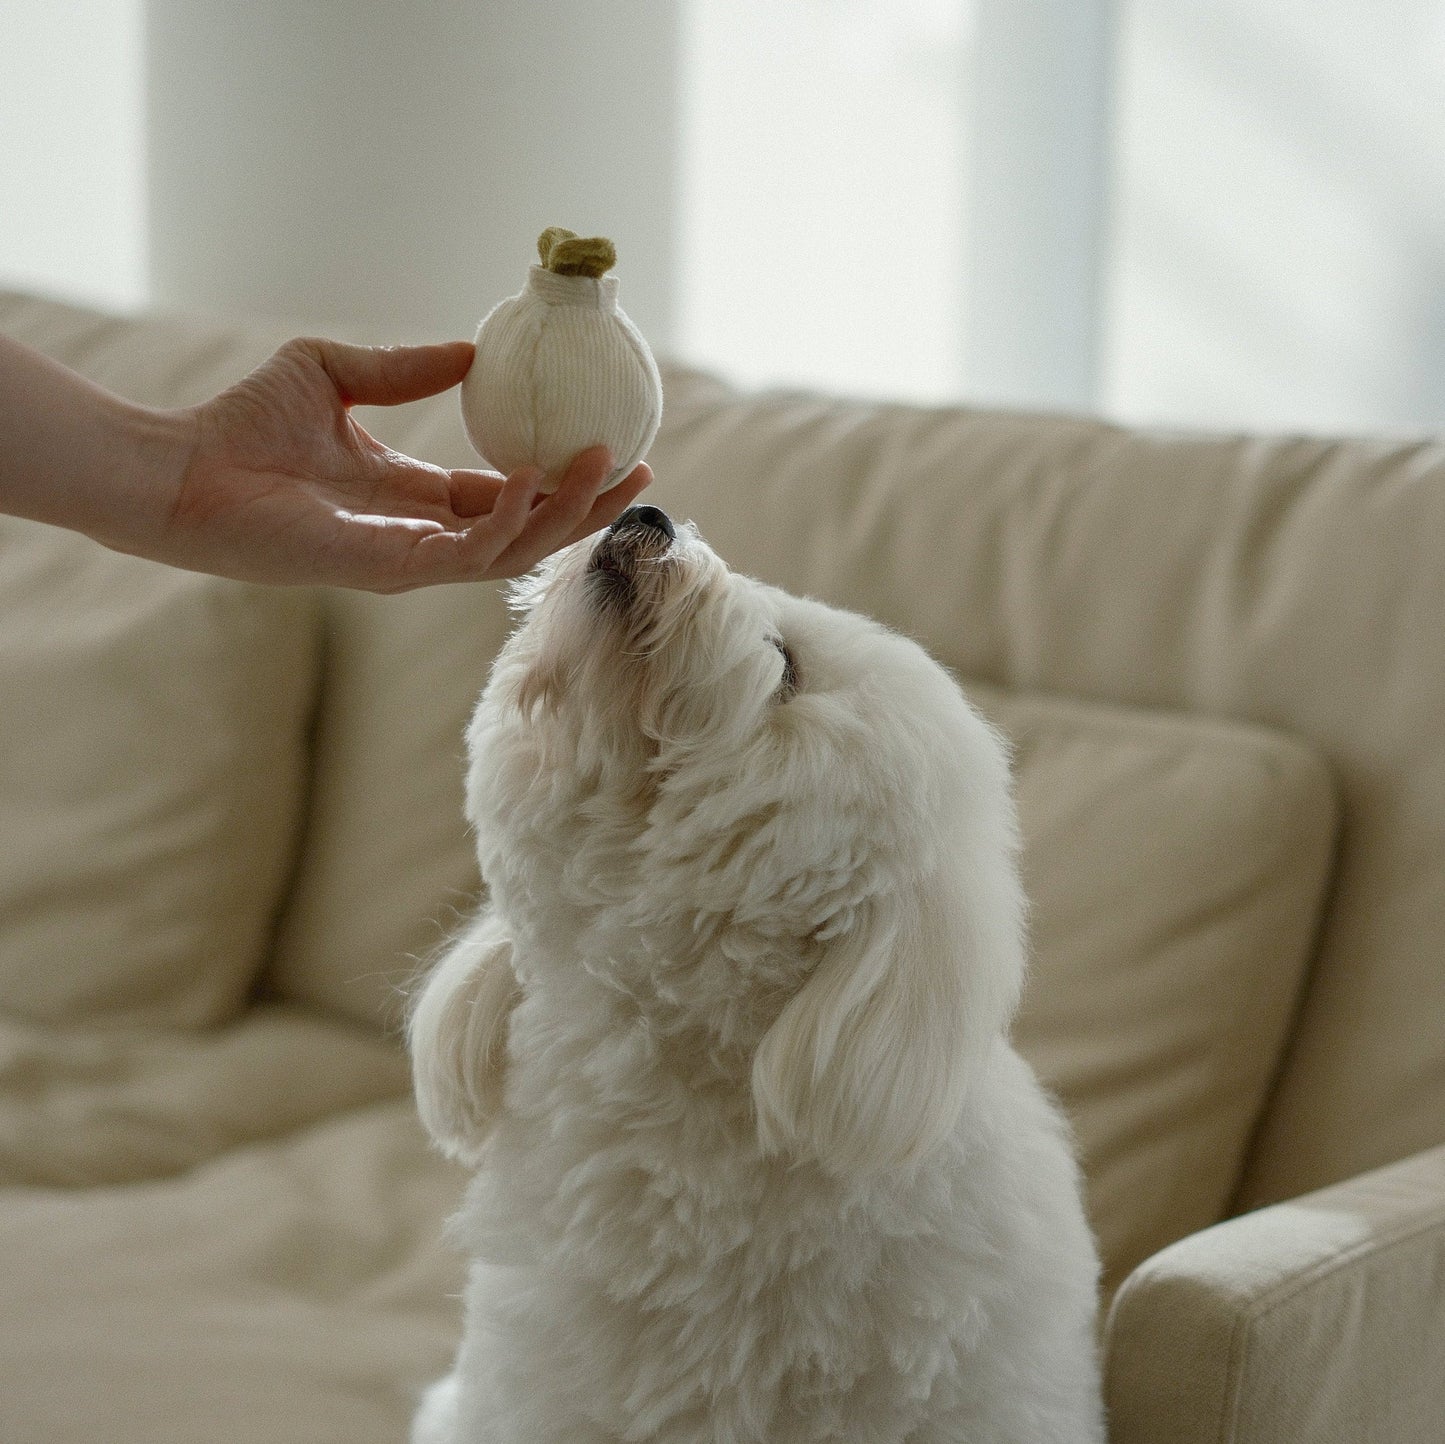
459, 227, 663, 492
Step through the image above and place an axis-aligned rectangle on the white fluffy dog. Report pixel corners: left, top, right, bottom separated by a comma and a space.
408, 506, 1104, 1443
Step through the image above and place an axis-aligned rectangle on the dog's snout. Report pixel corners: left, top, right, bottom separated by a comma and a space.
589, 502, 677, 604
609, 505, 676, 543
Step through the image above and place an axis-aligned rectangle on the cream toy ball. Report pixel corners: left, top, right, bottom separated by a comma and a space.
459, 227, 663, 492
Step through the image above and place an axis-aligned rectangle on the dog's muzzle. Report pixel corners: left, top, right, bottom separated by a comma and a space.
609, 505, 676, 544
589, 505, 676, 592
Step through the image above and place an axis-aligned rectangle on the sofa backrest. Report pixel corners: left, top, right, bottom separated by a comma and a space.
265, 348, 1445, 1216
4, 289, 1441, 1226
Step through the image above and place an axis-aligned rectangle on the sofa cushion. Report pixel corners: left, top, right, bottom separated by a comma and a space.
0, 515, 319, 1028
973, 686, 1337, 1294
265, 579, 512, 1030
0, 1003, 409, 1187
0, 1100, 462, 1444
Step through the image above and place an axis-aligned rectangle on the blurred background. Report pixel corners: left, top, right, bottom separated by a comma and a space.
3, 0, 1444, 436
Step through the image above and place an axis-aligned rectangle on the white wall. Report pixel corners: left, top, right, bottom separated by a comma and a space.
146, 0, 680, 347
1106, 0, 1445, 436
678, 0, 973, 403
4, 1, 1445, 437
0, 0, 146, 311
963, 0, 1113, 411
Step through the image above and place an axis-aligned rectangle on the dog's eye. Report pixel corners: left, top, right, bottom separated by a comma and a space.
770, 637, 800, 701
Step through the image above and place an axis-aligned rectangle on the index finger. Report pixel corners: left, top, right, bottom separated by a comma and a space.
555, 463, 654, 549
474, 446, 617, 576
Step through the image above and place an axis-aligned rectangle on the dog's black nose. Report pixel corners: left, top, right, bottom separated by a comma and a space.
609, 504, 675, 542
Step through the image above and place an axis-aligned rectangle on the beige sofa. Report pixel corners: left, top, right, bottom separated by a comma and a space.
1, 288, 1442, 1444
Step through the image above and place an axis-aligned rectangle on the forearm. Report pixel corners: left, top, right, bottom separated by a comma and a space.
0, 332, 187, 554
0, 327, 647, 590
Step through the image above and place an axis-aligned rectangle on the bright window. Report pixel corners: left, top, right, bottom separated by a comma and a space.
4, 2, 1444, 435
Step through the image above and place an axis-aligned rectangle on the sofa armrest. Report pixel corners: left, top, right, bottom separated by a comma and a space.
1103, 1143, 1445, 1444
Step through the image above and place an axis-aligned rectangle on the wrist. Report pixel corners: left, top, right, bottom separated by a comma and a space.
102, 400, 198, 559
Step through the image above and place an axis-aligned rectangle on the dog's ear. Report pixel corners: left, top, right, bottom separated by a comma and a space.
407, 912, 521, 1164
750, 850, 1025, 1176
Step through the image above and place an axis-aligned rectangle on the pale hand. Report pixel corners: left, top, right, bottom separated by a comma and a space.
163, 337, 653, 591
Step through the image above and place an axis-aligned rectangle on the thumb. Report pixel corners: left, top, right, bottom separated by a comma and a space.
288, 337, 476, 408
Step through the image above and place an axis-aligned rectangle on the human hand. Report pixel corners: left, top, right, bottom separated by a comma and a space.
155, 337, 652, 591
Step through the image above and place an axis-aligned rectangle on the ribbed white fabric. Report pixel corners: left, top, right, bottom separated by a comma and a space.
460, 265, 664, 492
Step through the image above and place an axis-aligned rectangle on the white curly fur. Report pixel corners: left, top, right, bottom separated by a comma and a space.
408, 515, 1104, 1443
